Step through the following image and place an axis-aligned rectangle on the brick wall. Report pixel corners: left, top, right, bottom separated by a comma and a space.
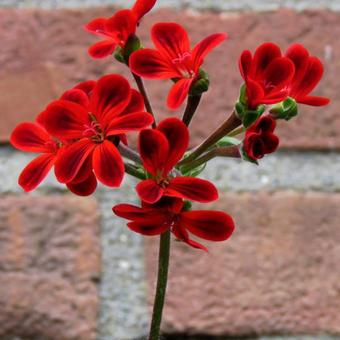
0, 1, 339, 340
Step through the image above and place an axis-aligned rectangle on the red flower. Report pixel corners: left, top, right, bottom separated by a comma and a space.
40, 74, 153, 188
85, 0, 156, 59
136, 117, 218, 204
239, 42, 295, 109
285, 44, 330, 106
130, 23, 227, 109
243, 115, 279, 161
113, 197, 235, 251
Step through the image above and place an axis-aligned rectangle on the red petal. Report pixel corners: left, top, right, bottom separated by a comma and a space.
67, 172, 97, 196
11, 122, 51, 153
166, 177, 218, 203
139, 129, 169, 176
88, 40, 116, 59
192, 33, 227, 68
136, 179, 164, 204
292, 57, 325, 99
55, 139, 95, 183
285, 43, 309, 85
132, 0, 156, 20
74, 80, 96, 97
251, 115, 276, 133
251, 42, 282, 79
92, 140, 124, 187
90, 74, 131, 122
113, 203, 169, 224
239, 50, 252, 80
246, 79, 265, 109
151, 23, 190, 61
121, 89, 145, 114
127, 222, 168, 236
19, 154, 55, 192
167, 78, 194, 110
243, 132, 265, 160
105, 9, 137, 45
106, 112, 154, 136
85, 17, 108, 37
180, 210, 235, 241
129, 49, 178, 79
261, 133, 280, 154
60, 89, 90, 107
157, 118, 189, 173
298, 95, 330, 106
42, 100, 90, 140
263, 57, 295, 95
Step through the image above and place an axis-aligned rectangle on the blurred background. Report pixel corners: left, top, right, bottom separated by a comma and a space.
0, 0, 339, 339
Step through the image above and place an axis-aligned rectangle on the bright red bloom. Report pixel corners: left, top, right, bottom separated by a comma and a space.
285, 44, 330, 106
130, 23, 227, 109
243, 115, 279, 161
113, 197, 235, 251
136, 117, 218, 204
85, 0, 156, 59
40, 74, 153, 188
239, 42, 295, 109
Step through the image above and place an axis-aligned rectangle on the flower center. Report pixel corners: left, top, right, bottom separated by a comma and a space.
83, 121, 104, 142
171, 52, 196, 78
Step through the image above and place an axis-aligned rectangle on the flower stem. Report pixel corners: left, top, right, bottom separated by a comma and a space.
132, 73, 157, 128
179, 110, 241, 166
124, 163, 146, 180
181, 145, 241, 173
149, 230, 171, 340
182, 95, 202, 126
118, 143, 142, 164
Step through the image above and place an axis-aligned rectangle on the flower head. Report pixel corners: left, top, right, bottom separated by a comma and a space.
130, 23, 227, 109
40, 74, 153, 188
85, 0, 156, 59
285, 44, 330, 106
113, 197, 235, 251
239, 42, 295, 109
136, 117, 218, 204
243, 115, 279, 161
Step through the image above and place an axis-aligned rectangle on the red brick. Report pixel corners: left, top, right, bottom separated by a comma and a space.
0, 8, 337, 149
0, 195, 101, 340
146, 192, 340, 336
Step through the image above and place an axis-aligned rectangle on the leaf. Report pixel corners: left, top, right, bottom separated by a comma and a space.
216, 136, 241, 147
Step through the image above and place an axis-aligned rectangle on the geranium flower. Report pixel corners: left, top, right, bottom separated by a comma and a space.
113, 197, 235, 251
40, 74, 153, 188
136, 117, 218, 204
130, 23, 227, 109
85, 0, 156, 59
239, 42, 295, 109
285, 44, 330, 106
243, 115, 279, 161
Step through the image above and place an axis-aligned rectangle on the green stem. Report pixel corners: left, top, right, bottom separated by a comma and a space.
227, 126, 245, 137
179, 110, 241, 166
124, 163, 146, 180
132, 73, 157, 128
118, 144, 142, 164
182, 95, 202, 126
181, 145, 241, 173
149, 230, 171, 340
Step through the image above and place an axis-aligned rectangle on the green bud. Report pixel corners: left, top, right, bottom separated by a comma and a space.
114, 46, 125, 64
182, 200, 193, 212
123, 35, 142, 62
239, 84, 247, 106
242, 110, 261, 128
270, 97, 298, 121
189, 69, 210, 96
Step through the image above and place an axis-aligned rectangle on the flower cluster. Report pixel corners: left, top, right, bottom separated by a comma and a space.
11, 0, 329, 251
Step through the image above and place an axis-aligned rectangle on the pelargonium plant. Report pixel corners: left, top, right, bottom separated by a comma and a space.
10, 0, 329, 339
